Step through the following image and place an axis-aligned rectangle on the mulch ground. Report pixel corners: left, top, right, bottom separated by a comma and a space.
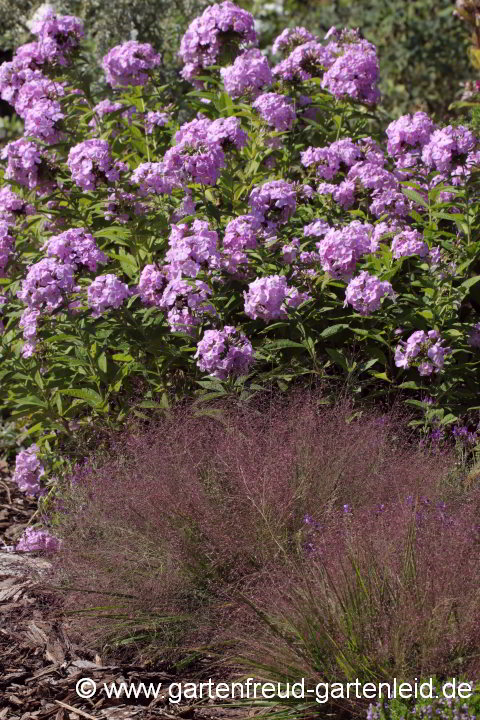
0, 470, 257, 720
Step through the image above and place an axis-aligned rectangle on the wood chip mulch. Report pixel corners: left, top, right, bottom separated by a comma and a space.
0, 471, 259, 720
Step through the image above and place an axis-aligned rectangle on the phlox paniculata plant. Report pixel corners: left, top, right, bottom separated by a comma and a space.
0, 1, 480, 506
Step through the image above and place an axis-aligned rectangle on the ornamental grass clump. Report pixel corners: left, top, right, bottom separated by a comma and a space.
51, 391, 475, 674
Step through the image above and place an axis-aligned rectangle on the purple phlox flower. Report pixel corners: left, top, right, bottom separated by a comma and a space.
67, 139, 127, 191
18, 258, 75, 311
137, 264, 168, 306
19, 307, 41, 357
252, 92, 295, 131
87, 274, 130, 317
303, 219, 330, 238
32, 9, 84, 67
208, 116, 248, 150
468, 322, 480, 348
165, 219, 221, 278
221, 48, 272, 99
317, 221, 376, 279
1, 139, 44, 190
164, 137, 225, 186
159, 277, 215, 335
301, 138, 362, 179
179, 1, 256, 83
248, 180, 296, 229
12, 445, 44, 496
16, 527, 60, 553
102, 41, 161, 87
42, 228, 107, 272
386, 111, 435, 168
0, 187, 32, 224
422, 125, 477, 174
195, 325, 254, 379
344, 271, 395, 315
321, 38, 380, 105
272, 27, 317, 56
273, 41, 334, 83
23, 96, 65, 144
131, 161, 180, 196
391, 229, 429, 259
244, 274, 307, 321
394, 329, 450, 375
14, 75, 65, 119
145, 110, 170, 134
221, 214, 261, 274
281, 238, 300, 263
0, 222, 14, 276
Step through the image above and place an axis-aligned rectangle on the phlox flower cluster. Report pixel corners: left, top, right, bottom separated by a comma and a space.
24, 96, 65, 144
137, 264, 168, 307
67, 139, 127, 191
19, 307, 41, 357
244, 274, 309, 321
273, 41, 334, 83
252, 92, 296, 131
310, 136, 411, 219
391, 229, 429, 259
43, 228, 107, 271
469, 322, 480, 348
317, 221, 377, 279
18, 258, 75, 311
14, 74, 64, 114
195, 326, 253, 378
164, 137, 226, 186
145, 111, 170, 134
102, 41, 161, 87
32, 8, 84, 67
304, 219, 330, 237
249, 180, 297, 229
13, 444, 44, 496
0, 222, 14, 276
131, 162, 180, 196
87, 274, 130, 317
395, 330, 450, 376
386, 111, 435, 168
221, 49, 272, 98
301, 138, 362, 179
175, 116, 247, 151
165, 220, 221, 278
221, 214, 261, 274
179, 1, 257, 83
0, 187, 32, 224
272, 27, 317, 56
159, 277, 215, 335
344, 271, 395, 315
16, 527, 60, 553
421, 124, 478, 174
321, 40, 380, 105
1, 139, 44, 190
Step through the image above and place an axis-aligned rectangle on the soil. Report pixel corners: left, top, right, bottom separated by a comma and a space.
0, 470, 258, 720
